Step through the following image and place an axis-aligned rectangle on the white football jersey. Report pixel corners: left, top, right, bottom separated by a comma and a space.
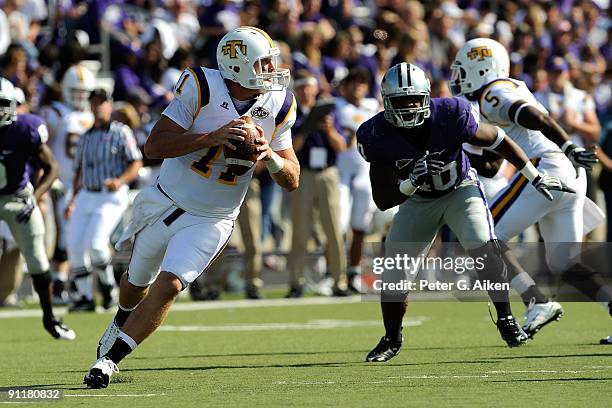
336, 97, 379, 174
160, 67, 296, 219
49, 108, 94, 186
471, 78, 560, 159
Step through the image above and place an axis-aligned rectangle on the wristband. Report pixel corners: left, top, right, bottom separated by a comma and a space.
399, 178, 419, 196
265, 151, 285, 174
560, 140, 574, 154
520, 161, 540, 182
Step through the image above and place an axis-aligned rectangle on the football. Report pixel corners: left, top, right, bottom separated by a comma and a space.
224, 115, 260, 176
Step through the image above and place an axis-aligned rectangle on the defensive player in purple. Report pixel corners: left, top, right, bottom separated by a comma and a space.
0, 77, 75, 340
356, 63, 574, 362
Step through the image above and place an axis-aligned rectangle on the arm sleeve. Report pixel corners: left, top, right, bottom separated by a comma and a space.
161, 68, 202, 130
478, 82, 524, 124
28, 116, 48, 148
121, 125, 143, 162
270, 93, 297, 151
73, 137, 83, 172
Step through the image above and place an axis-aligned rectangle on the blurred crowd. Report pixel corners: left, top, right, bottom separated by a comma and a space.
0, 0, 610, 304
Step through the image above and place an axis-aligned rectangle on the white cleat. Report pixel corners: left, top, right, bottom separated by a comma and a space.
43, 318, 76, 341
600, 335, 612, 345
83, 357, 119, 389
522, 300, 564, 338
97, 320, 120, 358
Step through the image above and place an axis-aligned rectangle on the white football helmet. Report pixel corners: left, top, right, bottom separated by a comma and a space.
0, 77, 17, 127
449, 38, 509, 98
61, 65, 95, 110
217, 26, 290, 92
381, 63, 431, 128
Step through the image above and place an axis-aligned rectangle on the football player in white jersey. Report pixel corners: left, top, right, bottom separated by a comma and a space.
84, 26, 300, 388
40, 65, 95, 303
451, 38, 610, 339
336, 69, 380, 292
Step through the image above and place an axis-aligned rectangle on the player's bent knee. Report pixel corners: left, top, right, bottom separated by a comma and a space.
155, 271, 185, 298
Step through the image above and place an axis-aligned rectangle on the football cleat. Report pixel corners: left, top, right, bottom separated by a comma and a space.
97, 320, 120, 359
348, 273, 365, 294
285, 285, 303, 298
497, 315, 529, 347
69, 296, 96, 313
522, 300, 564, 338
600, 335, 612, 345
43, 318, 76, 341
83, 357, 119, 389
245, 286, 263, 300
366, 336, 403, 362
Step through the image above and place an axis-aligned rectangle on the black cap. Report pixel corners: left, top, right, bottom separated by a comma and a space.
89, 88, 112, 101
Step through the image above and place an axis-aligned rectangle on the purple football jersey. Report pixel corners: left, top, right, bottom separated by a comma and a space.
0, 114, 48, 195
356, 97, 478, 198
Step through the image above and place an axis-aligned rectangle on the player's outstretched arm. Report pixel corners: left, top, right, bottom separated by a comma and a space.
369, 162, 407, 210
470, 123, 575, 200
513, 103, 598, 171
145, 116, 247, 159
32, 144, 59, 201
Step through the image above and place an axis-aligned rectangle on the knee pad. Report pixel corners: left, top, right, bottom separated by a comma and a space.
89, 247, 111, 268
469, 240, 507, 283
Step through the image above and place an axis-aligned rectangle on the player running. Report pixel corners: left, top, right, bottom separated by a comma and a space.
451, 38, 610, 340
0, 77, 75, 340
83, 26, 300, 388
357, 63, 574, 362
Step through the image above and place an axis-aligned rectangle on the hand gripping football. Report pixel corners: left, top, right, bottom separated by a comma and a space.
224, 116, 260, 176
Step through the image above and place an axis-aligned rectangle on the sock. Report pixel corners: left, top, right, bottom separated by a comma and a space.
74, 274, 94, 300
93, 261, 115, 287
563, 263, 610, 301
493, 301, 512, 318
381, 300, 406, 343
30, 272, 54, 320
114, 304, 137, 327
510, 272, 547, 305
105, 332, 137, 364
347, 265, 361, 276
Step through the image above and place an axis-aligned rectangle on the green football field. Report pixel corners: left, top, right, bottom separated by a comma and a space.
0, 298, 610, 407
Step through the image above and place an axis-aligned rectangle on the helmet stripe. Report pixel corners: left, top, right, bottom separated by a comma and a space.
245, 26, 274, 48
76, 66, 84, 82
397, 64, 403, 88
406, 64, 412, 87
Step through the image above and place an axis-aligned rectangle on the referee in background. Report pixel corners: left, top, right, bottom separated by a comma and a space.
65, 89, 143, 312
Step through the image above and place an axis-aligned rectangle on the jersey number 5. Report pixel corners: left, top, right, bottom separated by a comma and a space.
484, 91, 500, 107
191, 146, 237, 185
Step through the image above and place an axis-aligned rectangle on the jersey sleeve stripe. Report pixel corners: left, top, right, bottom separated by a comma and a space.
187, 67, 210, 117
275, 90, 294, 127
271, 93, 296, 142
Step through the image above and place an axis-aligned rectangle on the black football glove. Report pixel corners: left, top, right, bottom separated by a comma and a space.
532, 174, 576, 201
563, 143, 598, 174
409, 151, 445, 186
16, 195, 36, 224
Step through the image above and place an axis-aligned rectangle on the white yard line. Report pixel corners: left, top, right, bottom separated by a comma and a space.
158, 317, 427, 332
65, 393, 164, 398
0, 296, 365, 319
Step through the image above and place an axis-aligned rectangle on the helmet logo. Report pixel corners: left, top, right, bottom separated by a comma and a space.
222, 40, 248, 59
467, 46, 492, 61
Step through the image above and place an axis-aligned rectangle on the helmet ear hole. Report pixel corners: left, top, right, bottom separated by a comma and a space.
479, 70, 485, 76
233, 66, 240, 73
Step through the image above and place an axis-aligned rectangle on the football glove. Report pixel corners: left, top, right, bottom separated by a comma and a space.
532, 174, 575, 201
15, 196, 36, 224
562, 143, 598, 173
409, 151, 445, 186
